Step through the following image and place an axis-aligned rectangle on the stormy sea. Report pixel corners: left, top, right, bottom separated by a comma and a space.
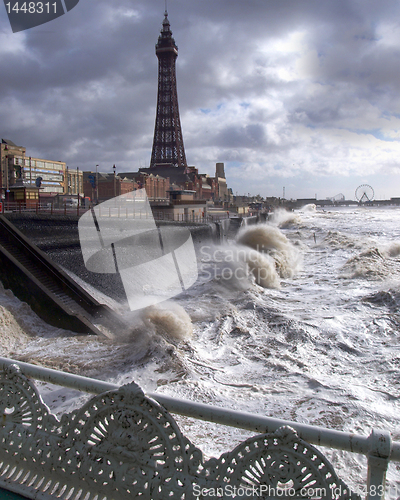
1, 205, 400, 492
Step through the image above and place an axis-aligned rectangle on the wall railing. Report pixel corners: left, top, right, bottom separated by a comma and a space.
1, 202, 231, 222
0, 356, 399, 499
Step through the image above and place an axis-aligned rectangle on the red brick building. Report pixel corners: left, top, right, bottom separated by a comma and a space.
83, 172, 134, 203
118, 172, 170, 200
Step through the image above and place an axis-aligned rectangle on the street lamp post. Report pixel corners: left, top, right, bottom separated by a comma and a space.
77, 166, 80, 214
5, 155, 9, 208
95, 164, 99, 204
113, 164, 116, 198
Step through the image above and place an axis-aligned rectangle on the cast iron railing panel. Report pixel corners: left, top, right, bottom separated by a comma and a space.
0, 358, 398, 499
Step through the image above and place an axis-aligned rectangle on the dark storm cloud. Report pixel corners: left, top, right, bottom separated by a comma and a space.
1, 0, 400, 198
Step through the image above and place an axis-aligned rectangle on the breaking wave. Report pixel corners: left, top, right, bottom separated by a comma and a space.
236, 223, 302, 280
142, 301, 193, 341
238, 246, 281, 288
199, 222, 301, 291
269, 209, 301, 227
341, 244, 400, 280
199, 244, 281, 289
300, 203, 317, 212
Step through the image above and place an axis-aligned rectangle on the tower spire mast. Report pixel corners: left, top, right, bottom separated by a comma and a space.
150, 10, 187, 169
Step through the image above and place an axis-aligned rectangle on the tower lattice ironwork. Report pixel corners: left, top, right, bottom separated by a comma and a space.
150, 11, 187, 169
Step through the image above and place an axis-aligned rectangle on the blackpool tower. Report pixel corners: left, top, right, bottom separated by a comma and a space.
150, 11, 187, 169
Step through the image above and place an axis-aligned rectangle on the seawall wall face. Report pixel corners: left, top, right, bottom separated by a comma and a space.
6, 214, 223, 248
0, 246, 92, 333
241, 216, 258, 226
157, 220, 219, 245
4, 214, 225, 303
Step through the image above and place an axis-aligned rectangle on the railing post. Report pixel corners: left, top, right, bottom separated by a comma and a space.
367, 429, 391, 499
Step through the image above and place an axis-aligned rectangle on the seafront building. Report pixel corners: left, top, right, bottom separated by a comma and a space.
113, 171, 170, 201
82, 171, 136, 204
0, 139, 82, 207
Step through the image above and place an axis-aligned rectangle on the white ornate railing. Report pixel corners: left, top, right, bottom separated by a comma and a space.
0, 356, 399, 500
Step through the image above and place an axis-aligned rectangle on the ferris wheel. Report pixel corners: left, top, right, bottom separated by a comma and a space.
355, 184, 374, 203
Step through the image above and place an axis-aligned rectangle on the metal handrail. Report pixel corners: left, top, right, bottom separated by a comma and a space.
0, 356, 398, 460
1, 203, 233, 222
0, 356, 398, 498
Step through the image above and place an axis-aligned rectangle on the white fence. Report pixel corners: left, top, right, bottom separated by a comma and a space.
0, 356, 399, 500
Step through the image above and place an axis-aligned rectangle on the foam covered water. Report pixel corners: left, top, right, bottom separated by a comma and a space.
1, 206, 400, 489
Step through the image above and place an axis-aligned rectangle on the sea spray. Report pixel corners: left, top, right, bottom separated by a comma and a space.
387, 242, 400, 258
142, 301, 193, 341
236, 245, 280, 288
199, 243, 280, 289
269, 209, 301, 227
300, 203, 317, 212
0, 304, 29, 356
0, 281, 68, 356
236, 223, 302, 279
321, 231, 359, 250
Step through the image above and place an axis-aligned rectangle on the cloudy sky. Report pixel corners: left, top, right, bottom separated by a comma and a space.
1, 0, 400, 200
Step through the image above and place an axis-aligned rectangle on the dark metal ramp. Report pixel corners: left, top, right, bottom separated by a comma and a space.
0, 215, 122, 338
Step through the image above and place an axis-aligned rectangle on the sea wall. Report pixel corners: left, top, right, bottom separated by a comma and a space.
3, 214, 229, 302
5, 213, 225, 249
0, 244, 92, 333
